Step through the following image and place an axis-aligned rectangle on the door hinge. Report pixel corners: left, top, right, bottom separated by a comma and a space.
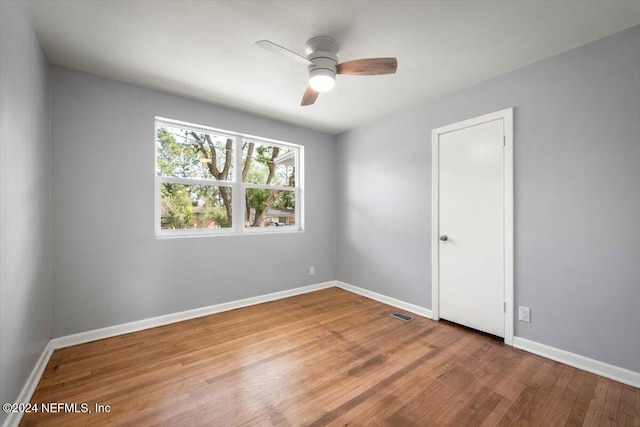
502, 135, 506, 147
503, 302, 506, 313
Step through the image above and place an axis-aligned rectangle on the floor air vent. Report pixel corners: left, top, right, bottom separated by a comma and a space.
390, 312, 413, 322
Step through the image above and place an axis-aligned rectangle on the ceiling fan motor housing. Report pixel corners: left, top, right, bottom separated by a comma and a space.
305, 36, 339, 87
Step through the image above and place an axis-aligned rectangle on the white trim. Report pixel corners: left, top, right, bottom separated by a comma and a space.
431, 130, 440, 320
156, 116, 237, 141
513, 337, 640, 388
241, 226, 300, 234
156, 117, 301, 151
243, 183, 296, 192
336, 281, 432, 319
502, 109, 514, 345
2, 342, 55, 427
51, 281, 335, 349
431, 108, 514, 345
155, 226, 234, 238
157, 175, 234, 187
298, 144, 305, 231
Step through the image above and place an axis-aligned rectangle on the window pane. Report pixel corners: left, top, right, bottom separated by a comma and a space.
160, 182, 232, 229
242, 140, 296, 187
156, 125, 235, 181
245, 188, 296, 227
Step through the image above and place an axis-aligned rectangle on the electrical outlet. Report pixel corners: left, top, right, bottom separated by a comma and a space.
309, 266, 315, 276
518, 306, 531, 323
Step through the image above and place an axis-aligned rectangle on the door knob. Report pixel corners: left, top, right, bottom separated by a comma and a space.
439, 235, 448, 241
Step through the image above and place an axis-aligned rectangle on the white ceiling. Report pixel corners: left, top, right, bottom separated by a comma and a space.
27, 1, 640, 135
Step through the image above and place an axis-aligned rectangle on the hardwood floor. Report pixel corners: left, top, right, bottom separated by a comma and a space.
21, 287, 639, 426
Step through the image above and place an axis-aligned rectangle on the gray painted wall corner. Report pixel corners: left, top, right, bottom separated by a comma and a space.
0, 0, 52, 423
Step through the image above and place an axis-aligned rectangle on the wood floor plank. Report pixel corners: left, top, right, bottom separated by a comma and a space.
333, 333, 504, 425
618, 383, 640, 427
19, 287, 639, 426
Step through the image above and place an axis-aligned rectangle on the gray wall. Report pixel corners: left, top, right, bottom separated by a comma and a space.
336, 26, 640, 372
51, 67, 336, 337
0, 0, 52, 422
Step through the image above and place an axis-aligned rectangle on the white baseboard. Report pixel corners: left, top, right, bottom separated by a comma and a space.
51, 281, 335, 349
513, 337, 640, 388
335, 280, 433, 319
2, 341, 55, 427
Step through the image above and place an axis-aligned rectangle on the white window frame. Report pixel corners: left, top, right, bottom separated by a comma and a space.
155, 117, 303, 237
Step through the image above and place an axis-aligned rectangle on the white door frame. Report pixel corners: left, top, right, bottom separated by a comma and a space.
431, 108, 514, 346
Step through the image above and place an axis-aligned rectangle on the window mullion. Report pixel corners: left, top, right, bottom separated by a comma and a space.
155, 175, 161, 236
158, 175, 232, 187
243, 183, 295, 192
295, 188, 300, 231
296, 147, 303, 230
234, 137, 243, 234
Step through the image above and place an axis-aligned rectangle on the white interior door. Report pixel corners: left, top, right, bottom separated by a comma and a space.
435, 117, 506, 337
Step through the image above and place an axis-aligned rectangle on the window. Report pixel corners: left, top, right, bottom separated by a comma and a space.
155, 117, 302, 237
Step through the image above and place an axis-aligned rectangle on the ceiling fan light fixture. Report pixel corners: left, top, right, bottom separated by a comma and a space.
309, 69, 335, 92
256, 35, 396, 105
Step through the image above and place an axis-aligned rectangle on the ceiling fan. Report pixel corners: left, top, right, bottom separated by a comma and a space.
256, 36, 397, 106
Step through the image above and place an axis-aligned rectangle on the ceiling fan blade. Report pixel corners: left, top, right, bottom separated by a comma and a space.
255, 40, 312, 66
336, 58, 398, 76
301, 87, 319, 106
